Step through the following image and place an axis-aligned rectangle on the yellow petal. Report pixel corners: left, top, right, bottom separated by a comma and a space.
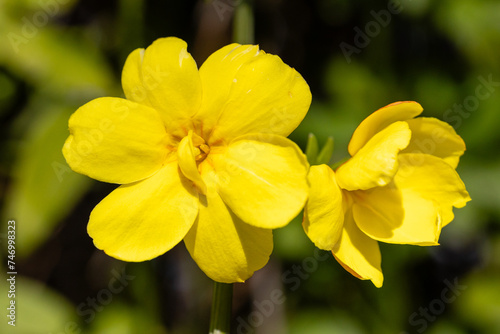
349, 101, 422, 155
352, 183, 441, 245
63, 97, 169, 184
440, 207, 456, 227
121, 48, 150, 106
131, 37, 202, 127
212, 133, 309, 229
184, 166, 273, 283
194, 44, 260, 136
402, 117, 466, 168
88, 162, 199, 261
303, 165, 344, 250
177, 131, 207, 195
203, 52, 311, 144
336, 121, 411, 191
332, 208, 384, 288
395, 153, 471, 227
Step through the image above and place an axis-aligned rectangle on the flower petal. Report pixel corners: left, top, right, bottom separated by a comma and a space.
212, 133, 309, 229
184, 167, 273, 283
402, 117, 466, 168
332, 209, 384, 288
203, 51, 311, 144
194, 44, 260, 135
88, 162, 199, 261
63, 97, 169, 184
125, 37, 202, 127
395, 153, 471, 227
122, 48, 150, 106
349, 101, 423, 155
352, 183, 441, 245
177, 131, 207, 195
336, 121, 411, 191
303, 165, 344, 250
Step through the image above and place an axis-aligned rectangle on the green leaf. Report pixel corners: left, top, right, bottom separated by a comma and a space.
317, 136, 334, 165
0, 275, 80, 333
0, 16, 115, 96
3, 99, 92, 257
305, 133, 319, 165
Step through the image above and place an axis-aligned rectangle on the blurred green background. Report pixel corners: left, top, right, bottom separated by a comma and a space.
1, 0, 499, 333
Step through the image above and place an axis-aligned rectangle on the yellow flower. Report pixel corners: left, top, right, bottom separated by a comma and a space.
63, 37, 311, 283
303, 101, 470, 287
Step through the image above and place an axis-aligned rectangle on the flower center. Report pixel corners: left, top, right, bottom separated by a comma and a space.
177, 130, 209, 195
190, 132, 210, 163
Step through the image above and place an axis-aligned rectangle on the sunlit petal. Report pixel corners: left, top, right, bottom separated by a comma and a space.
402, 117, 466, 168
177, 131, 207, 194
195, 44, 260, 135
204, 52, 311, 143
184, 167, 273, 283
349, 101, 422, 155
140, 37, 202, 126
63, 97, 169, 184
303, 165, 344, 250
88, 163, 199, 261
336, 121, 411, 191
122, 48, 150, 107
212, 133, 309, 229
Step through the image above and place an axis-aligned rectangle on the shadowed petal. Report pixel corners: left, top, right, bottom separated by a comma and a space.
333, 209, 384, 288
395, 153, 471, 227
352, 182, 441, 245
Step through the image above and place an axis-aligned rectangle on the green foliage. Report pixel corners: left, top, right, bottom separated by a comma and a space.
305, 133, 334, 165
0, 276, 80, 333
3, 99, 93, 257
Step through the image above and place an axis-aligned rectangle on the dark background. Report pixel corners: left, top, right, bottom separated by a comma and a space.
1, 0, 499, 333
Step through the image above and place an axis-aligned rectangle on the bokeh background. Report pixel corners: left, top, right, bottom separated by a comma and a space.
1, 0, 499, 333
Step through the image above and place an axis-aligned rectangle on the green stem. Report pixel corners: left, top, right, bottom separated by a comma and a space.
209, 281, 233, 334
232, 1, 254, 44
